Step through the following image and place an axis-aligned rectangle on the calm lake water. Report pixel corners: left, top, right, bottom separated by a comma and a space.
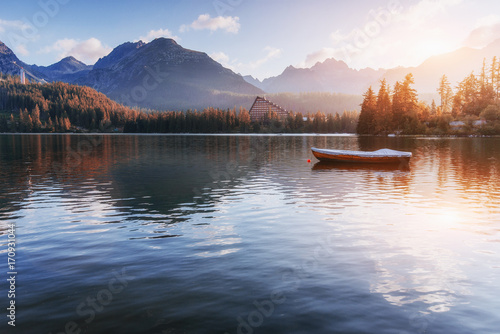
1, 134, 499, 334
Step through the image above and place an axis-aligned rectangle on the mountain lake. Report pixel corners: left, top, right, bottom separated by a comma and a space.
0, 134, 499, 334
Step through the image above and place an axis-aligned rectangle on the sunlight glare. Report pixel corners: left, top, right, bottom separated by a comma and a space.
434, 208, 461, 228
416, 40, 452, 61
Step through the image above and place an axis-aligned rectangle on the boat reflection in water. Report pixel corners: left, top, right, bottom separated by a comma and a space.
312, 161, 410, 172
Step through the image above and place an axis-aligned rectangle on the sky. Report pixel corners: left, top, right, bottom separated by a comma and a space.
1, 0, 500, 80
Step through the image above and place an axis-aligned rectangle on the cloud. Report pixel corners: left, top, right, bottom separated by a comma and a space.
209, 51, 230, 64
330, 30, 349, 45
209, 47, 282, 78
0, 18, 39, 56
463, 15, 500, 48
475, 14, 500, 27
301, 0, 464, 70
398, 0, 463, 27
15, 44, 29, 57
180, 14, 240, 33
299, 48, 337, 68
137, 28, 179, 43
209, 51, 236, 71
249, 46, 282, 68
0, 18, 31, 33
39, 38, 112, 64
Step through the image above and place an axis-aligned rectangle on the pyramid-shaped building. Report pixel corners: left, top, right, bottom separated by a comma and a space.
248, 96, 289, 122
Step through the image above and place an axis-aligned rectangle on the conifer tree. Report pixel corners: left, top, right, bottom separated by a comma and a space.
430, 100, 437, 115
490, 56, 497, 90
238, 108, 251, 133
391, 81, 403, 131
388, 74, 420, 133
19, 108, 33, 132
438, 75, 453, 114
9, 114, 16, 132
46, 117, 53, 132
376, 79, 392, 134
31, 104, 42, 131
456, 73, 481, 116
356, 87, 377, 134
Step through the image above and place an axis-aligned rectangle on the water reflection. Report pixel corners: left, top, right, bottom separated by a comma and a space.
0, 134, 500, 333
312, 161, 410, 172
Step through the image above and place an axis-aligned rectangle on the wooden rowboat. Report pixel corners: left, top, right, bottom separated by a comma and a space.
311, 147, 412, 164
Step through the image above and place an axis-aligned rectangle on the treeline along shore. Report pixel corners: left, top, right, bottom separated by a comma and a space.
0, 73, 358, 134
357, 57, 500, 136
2, 56, 500, 136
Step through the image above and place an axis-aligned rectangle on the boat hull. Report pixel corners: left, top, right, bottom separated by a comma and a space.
311, 147, 411, 164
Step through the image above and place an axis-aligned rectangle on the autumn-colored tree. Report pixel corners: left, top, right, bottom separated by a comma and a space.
392, 74, 419, 133
19, 108, 33, 132
477, 59, 496, 111
437, 75, 453, 114
31, 104, 42, 131
480, 105, 500, 122
490, 56, 500, 101
417, 101, 431, 123
356, 87, 377, 134
390, 81, 401, 131
401, 74, 419, 111
454, 73, 480, 116
61, 117, 71, 132
238, 108, 251, 133
376, 79, 392, 134
332, 113, 341, 133
313, 111, 327, 133
430, 100, 437, 115
7, 114, 16, 132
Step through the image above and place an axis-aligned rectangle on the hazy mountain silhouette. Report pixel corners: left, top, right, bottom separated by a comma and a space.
246, 39, 500, 96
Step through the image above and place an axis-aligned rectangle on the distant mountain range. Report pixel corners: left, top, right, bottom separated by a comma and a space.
383, 39, 500, 93
244, 38, 500, 96
32, 56, 92, 82
2, 38, 500, 111
0, 38, 263, 110
245, 59, 381, 95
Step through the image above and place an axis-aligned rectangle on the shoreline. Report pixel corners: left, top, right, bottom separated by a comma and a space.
1, 132, 499, 138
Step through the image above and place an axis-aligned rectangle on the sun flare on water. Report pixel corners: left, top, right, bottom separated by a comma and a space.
434, 208, 462, 228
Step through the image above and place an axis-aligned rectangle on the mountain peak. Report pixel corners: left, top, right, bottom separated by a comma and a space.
0, 41, 14, 55
283, 65, 297, 73
76, 38, 263, 109
0, 41, 19, 59
312, 58, 349, 71
61, 56, 79, 62
148, 37, 179, 46
93, 40, 146, 69
0, 40, 25, 76
45, 56, 90, 73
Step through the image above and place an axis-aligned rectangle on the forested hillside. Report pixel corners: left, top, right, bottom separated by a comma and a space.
0, 73, 359, 133
0, 73, 134, 132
